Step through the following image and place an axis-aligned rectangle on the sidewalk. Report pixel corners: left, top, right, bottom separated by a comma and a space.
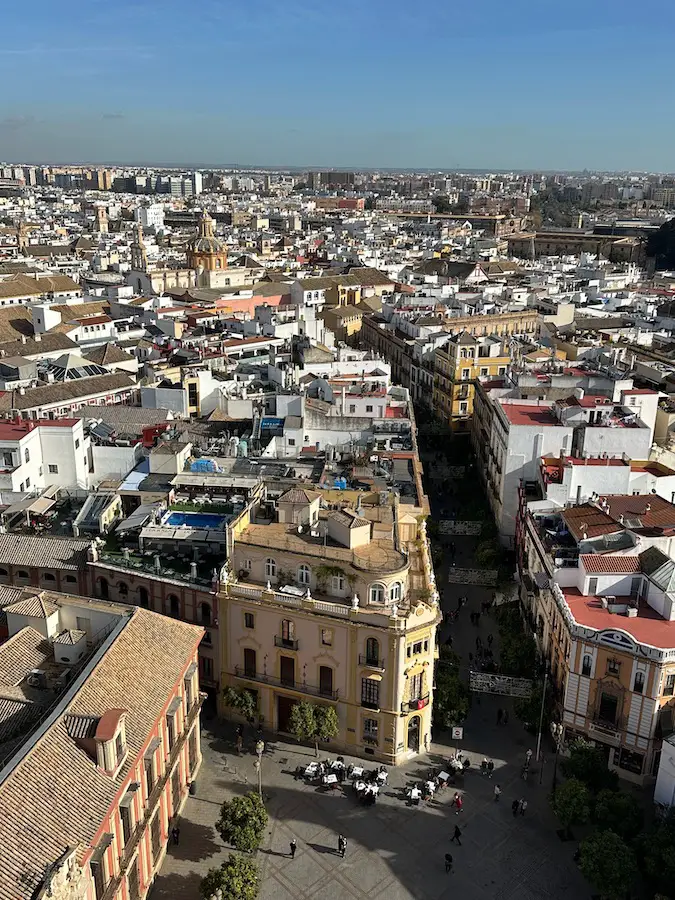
151, 710, 589, 900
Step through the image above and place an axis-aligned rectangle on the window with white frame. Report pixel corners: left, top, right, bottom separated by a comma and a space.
390, 582, 402, 603
298, 564, 311, 586
332, 573, 345, 592
265, 558, 276, 579
369, 583, 385, 604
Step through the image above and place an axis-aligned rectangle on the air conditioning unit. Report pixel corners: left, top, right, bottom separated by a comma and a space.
27, 669, 48, 689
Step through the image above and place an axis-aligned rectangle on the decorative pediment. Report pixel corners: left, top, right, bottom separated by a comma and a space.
37, 847, 89, 900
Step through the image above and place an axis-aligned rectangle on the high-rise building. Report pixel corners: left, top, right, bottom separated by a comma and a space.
192, 171, 203, 196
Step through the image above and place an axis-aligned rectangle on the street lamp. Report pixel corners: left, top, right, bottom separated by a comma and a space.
551, 722, 564, 790
255, 739, 265, 798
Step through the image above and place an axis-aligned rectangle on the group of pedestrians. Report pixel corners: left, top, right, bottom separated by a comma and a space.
511, 798, 528, 817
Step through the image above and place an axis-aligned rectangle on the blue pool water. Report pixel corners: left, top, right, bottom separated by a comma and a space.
164, 512, 226, 529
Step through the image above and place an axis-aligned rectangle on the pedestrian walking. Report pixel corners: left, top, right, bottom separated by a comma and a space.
289, 839, 297, 858
521, 764, 529, 781
511, 799, 519, 818
496, 708, 503, 726
487, 759, 494, 779
526, 749, 533, 764
452, 792, 463, 814
444, 853, 454, 873
519, 799, 528, 817
494, 784, 502, 801
481, 757, 488, 775
338, 834, 347, 858
171, 825, 180, 845
450, 825, 462, 845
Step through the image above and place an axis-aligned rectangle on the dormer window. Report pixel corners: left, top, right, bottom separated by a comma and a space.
94, 708, 128, 776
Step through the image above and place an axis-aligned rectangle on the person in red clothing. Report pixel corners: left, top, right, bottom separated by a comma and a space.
452, 792, 463, 814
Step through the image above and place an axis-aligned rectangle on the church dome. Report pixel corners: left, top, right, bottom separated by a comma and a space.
186, 210, 224, 255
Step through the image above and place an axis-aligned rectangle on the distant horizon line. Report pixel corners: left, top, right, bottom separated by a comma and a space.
2, 158, 672, 177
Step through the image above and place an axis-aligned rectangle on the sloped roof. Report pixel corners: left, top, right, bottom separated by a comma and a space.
0, 608, 202, 900
4, 595, 58, 618
278, 488, 320, 505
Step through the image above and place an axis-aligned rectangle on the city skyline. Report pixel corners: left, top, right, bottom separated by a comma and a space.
1, 0, 674, 171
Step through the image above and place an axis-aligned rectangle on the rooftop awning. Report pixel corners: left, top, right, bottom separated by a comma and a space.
2, 495, 56, 517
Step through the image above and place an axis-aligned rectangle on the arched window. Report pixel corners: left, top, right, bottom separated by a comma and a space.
98, 577, 109, 601
139, 587, 149, 609
297, 564, 311, 586
582, 655, 592, 677
265, 558, 277, 579
168, 594, 180, 618
201, 602, 211, 626
634, 670, 645, 694
65, 575, 77, 584
0, 568, 8, 577
390, 582, 402, 603
42, 573, 56, 582
369, 583, 385, 604
365, 637, 380, 665
118, 582, 128, 598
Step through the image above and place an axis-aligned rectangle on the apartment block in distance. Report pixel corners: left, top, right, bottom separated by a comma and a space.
0, 590, 204, 900
432, 332, 510, 432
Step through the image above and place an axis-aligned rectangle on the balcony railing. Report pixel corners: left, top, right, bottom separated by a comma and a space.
233, 667, 338, 700
100, 695, 204, 900
403, 694, 430, 713
359, 655, 385, 670
274, 636, 299, 651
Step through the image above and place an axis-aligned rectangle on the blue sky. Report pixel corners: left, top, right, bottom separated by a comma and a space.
1, 0, 674, 171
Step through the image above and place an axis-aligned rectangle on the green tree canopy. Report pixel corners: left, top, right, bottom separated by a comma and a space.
635, 809, 675, 895
216, 792, 268, 852
579, 830, 638, 900
593, 789, 643, 841
433, 647, 470, 730
201, 855, 260, 900
551, 778, 591, 836
561, 739, 618, 793
288, 700, 339, 757
222, 687, 258, 722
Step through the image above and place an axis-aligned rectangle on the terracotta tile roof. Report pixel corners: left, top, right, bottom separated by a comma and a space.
278, 488, 320, 505
562, 504, 622, 541
0, 626, 53, 688
580, 554, 641, 574
599, 494, 675, 532
0, 608, 202, 900
0, 535, 91, 571
0, 372, 136, 411
52, 628, 86, 645
4, 594, 58, 618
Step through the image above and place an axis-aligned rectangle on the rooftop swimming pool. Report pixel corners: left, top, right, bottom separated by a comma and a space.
164, 511, 227, 530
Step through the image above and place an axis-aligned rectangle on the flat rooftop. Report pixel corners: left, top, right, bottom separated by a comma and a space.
500, 402, 559, 427
563, 587, 675, 649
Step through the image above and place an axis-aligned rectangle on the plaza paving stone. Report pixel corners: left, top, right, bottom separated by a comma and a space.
151, 460, 594, 900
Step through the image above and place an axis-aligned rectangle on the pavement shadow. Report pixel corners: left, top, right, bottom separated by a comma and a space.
308, 842, 340, 855
164, 820, 222, 864
149, 869, 203, 899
